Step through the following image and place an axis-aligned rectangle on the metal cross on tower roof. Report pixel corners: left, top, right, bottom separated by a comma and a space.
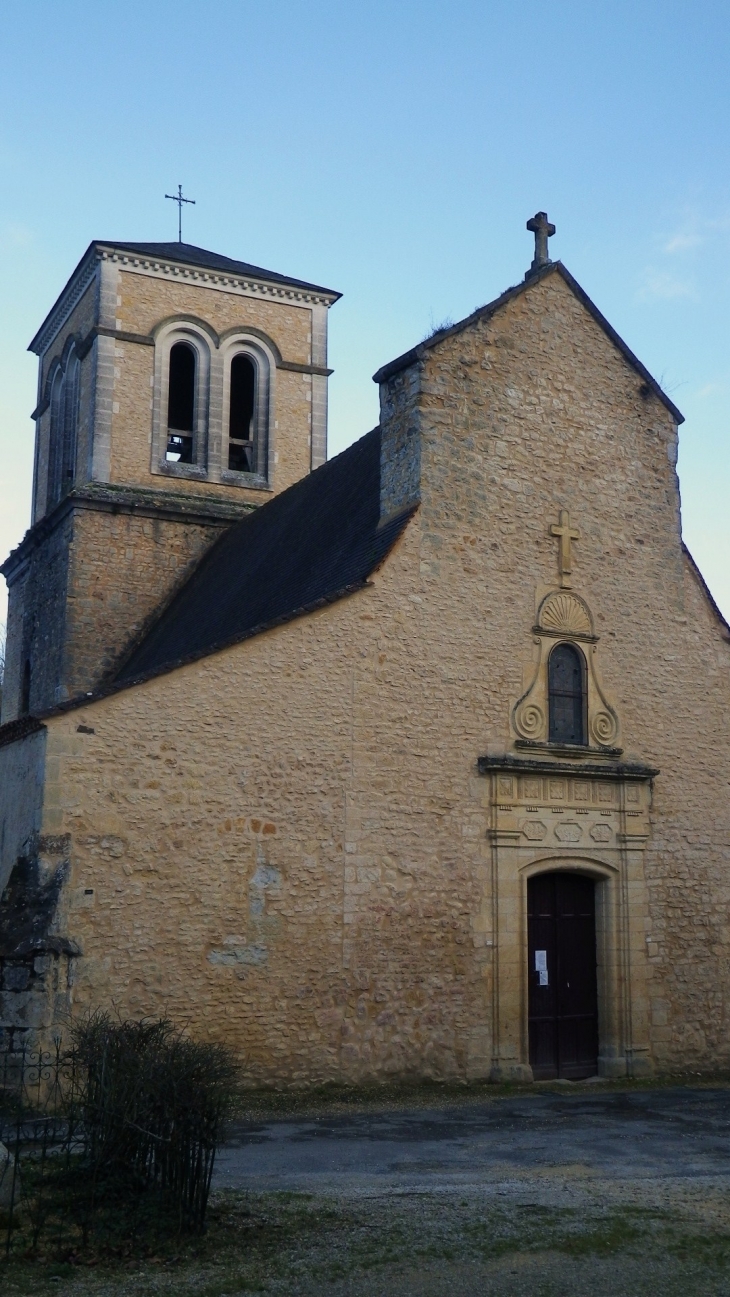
165, 184, 196, 243
526, 211, 556, 276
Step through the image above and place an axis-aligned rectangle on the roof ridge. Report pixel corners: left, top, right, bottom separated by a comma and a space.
372, 261, 684, 425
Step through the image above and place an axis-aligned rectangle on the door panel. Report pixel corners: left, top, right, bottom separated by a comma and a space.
528, 872, 598, 1080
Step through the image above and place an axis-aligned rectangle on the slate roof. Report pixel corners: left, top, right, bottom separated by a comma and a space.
100, 241, 340, 298
28, 241, 340, 353
114, 428, 413, 686
373, 261, 685, 426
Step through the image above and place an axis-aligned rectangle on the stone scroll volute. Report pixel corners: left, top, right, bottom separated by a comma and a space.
511, 590, 620, 750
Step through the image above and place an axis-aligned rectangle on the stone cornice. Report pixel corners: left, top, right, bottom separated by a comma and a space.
28, 250, 99, 357
29, 242, 340, 359
31, 323, 333, 400
478, 753, 659, 782
1, 483, 253, 582
102, 245, 339, 309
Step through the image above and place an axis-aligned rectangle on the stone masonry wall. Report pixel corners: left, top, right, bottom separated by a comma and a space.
1, 513, 73, 720
25, 267, 730, 1083
61, 506, 232, 696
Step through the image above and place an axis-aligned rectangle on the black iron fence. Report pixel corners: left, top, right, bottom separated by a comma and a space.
0, 1017, 239, 1260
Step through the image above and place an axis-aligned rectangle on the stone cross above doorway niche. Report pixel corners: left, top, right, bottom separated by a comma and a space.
550, 509, 580, 588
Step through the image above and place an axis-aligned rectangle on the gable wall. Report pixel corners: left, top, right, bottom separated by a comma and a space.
412, 270, 730, 1069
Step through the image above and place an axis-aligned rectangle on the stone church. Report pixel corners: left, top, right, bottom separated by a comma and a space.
1, 215, 729, 1085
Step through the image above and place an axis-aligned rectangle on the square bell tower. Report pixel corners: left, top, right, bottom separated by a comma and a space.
1, 241, 340, 722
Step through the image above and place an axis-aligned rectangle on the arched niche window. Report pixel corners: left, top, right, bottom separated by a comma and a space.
46, 345, 80, 511
47, 366, 65, 508
228, 354, 256, 472
166, 341, 196, 463
548, 642, 587, 745
61, 352, 80, 487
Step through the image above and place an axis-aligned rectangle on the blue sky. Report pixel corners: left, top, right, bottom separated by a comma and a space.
1, 0, 729, 625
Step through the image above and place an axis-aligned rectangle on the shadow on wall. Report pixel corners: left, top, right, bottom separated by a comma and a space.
0, 845, 79, 1052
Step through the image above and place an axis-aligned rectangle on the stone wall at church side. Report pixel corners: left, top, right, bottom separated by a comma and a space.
34, 517, 502, 1085
62, 508, 231, 695
1, 577, 25, 723
379, 361, 423, 518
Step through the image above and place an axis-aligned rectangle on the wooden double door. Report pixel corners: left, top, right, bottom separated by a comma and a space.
527, 871, 599, 1080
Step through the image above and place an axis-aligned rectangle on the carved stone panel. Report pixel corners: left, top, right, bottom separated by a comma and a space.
511, 589, 620, 751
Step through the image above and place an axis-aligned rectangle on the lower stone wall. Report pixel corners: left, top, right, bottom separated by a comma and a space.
2, 514, 73, 720
63, 506, 228, 693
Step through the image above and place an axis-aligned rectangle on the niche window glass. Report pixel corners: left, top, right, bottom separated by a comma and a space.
228, 354, 256, 472
166, 342, 196, 463
46, 348, 80, 510
548, 643, 586, 745
61, 355, 79, 488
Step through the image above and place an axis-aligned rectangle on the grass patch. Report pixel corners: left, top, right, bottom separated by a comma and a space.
1, 1189, 728, 1295
667, 1229, 730, 1267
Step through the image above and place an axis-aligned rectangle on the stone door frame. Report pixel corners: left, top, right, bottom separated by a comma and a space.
478, 754, 658, 1083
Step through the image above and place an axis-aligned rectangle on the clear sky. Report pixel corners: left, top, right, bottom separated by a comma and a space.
1, 0, 729, 628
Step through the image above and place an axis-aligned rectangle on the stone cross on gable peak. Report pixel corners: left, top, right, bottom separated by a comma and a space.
526, 211, 556, 278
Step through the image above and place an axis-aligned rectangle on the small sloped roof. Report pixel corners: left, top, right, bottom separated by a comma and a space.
100, 241, 340, 298
373, 261, 684, 425
114, 428, 412, 686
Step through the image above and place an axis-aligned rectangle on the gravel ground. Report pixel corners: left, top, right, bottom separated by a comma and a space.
3, 1086, 730, 1296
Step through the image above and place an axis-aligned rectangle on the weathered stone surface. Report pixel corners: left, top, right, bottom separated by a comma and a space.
1, 261, 729, 1086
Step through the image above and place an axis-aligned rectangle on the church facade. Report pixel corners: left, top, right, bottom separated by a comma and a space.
1, 219, 729, 1085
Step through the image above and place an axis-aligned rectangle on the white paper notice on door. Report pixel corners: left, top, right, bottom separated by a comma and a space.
535, 950, 548, 986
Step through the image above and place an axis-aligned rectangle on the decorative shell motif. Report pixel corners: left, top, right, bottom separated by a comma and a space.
538, 591, 593, 636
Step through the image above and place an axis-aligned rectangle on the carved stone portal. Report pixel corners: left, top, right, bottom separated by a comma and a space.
478, 753, 658, 1083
